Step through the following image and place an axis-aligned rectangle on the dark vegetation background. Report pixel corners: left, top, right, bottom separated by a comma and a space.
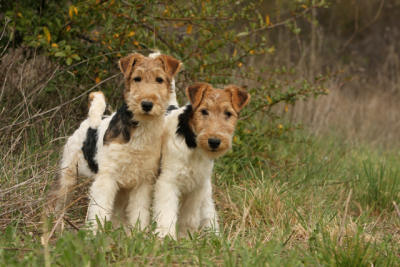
0, 0, 399, 265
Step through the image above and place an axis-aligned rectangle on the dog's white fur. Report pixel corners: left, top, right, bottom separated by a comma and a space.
153, 106, 219, 239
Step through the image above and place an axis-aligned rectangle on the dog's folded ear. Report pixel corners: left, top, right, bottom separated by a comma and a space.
186, 82, 211, 108
157, 55, 182, 77
118, 53, 144, 78
225, 85, 251, 113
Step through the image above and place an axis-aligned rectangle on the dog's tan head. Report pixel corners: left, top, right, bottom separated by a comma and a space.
186, 82, 250, 158
119, 53, 182, 121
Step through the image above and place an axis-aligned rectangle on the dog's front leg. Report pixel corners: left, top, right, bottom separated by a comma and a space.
153, 176, 180, 239
199, 178, 219, 235
126, 181, 152, 230
87, 174, 119, 231
177, 185, 205, 238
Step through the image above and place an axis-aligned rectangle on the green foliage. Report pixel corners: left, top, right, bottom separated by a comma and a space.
3, 0, 329, 115
356, 160, 400, 211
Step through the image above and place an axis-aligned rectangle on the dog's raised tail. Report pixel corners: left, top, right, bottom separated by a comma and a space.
88, 91, 106, 128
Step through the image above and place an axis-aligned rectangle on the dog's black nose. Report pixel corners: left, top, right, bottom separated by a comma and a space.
141, 101, 153, 112
208, 138, 221, 149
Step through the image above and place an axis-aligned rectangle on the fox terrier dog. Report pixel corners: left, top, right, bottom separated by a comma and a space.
153, 82, 250, 238
48, 52, 182, 231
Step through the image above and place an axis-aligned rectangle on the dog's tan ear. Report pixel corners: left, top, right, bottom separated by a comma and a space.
225, 85, 250, 113
186, 83, 210, 108
118, 53, 144, 78
158, 54, 182, 77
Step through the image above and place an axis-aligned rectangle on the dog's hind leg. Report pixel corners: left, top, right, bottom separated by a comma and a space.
44, 152, 79, 232
87, 174, 119, 231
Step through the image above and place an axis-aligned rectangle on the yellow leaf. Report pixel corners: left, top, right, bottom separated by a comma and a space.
278, 124, 283, 130
265, 15, 270, 26
96, 0, 101, 4
73, 6, 78, 15
238, 62, 243, 67
186, 24, 193, 34
284, 104, 288, 112
107, 45, 112, 50
113, 33, 119, 38
95, 77, 101, 84
127, 31, 135, 37
66, 25, 71, 32
43, 27, 51, 43
133, 40, 139, 46
51, 43, 58, 48
69, 6, 74, 19
233, 136, 238, 143
266, 96, 272, 104
267, 46, 275, 54
249, 50, 255, 55
301, 4, 308, 9
233, 49, 237, 57
17, 12, 23, 18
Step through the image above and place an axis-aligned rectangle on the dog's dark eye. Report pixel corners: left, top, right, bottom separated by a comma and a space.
133, 76, 142, 82
201, 109, 209, 116
225, 111, 232, 118
156, 77, 164, 83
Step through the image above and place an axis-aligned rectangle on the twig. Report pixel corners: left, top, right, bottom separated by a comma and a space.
0, 17, 11, 42
340, 0, 385, 52
64, 217, 80, 231
0, 176, 38, 196
0, 247, 33, 251
338, 189, 352, 246
152, 16, 232, 22
282, 230, 296, 247
0, 55, 15, 103
393, 201, 400, 221
0, 73, 120, 132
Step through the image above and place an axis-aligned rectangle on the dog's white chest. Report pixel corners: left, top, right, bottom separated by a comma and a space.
99, 138, 161, 189
175, 155, 213, 193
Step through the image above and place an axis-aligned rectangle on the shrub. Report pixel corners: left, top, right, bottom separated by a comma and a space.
2, 0, 329, 121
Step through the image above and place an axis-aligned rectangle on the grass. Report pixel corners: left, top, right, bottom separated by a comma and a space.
1, 116, 399, 266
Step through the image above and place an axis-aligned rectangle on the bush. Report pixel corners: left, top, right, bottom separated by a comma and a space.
1, 0, 329, 122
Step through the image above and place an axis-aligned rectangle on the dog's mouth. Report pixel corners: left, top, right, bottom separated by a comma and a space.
199, 144, 229, 158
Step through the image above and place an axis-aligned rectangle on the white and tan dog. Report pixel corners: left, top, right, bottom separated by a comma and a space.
48, 52, 182, 231
153, 82, 250, 238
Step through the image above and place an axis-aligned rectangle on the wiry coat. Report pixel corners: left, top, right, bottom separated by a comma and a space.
47, 52, 182, 232
154, 105, 217, 239
153, 83, 250, 239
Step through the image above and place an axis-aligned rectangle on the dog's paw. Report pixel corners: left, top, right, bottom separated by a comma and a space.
155, 227, 176, 240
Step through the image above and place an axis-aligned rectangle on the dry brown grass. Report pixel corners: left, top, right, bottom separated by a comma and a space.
286, 83, 400, 148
